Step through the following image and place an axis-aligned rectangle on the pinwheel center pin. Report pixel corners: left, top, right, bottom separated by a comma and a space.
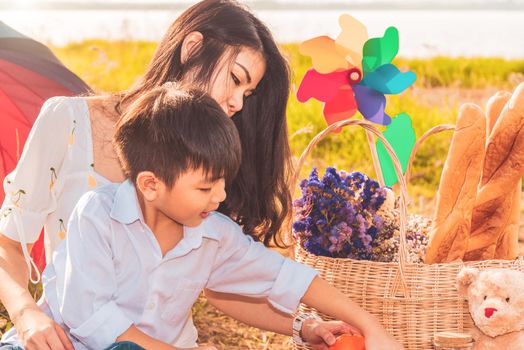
347, 67, 362, 85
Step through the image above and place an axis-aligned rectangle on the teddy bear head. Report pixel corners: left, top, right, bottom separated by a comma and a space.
457, 267, 524, 338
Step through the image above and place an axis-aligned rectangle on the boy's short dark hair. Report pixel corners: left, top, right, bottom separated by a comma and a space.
114, 84, 241, 187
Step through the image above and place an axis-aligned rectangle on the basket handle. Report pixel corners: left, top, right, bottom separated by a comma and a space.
404, 124, 455, 184
290, 119, 411, 293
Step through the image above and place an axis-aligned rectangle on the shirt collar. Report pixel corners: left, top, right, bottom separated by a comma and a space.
167, 226, 204, 258
110, 179, 144, 224
169, 218, 221, 257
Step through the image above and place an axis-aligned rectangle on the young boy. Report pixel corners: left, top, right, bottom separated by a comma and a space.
2, 86, 403, 350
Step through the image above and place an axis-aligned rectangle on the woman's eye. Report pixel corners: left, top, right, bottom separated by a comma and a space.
231, 73, 240, 85
506, 297, 510, 303
199, 188, 212, 192
483, 296, 487, 300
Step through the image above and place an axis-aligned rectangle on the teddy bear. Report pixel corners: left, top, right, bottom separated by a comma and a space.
457, 267, 524, 350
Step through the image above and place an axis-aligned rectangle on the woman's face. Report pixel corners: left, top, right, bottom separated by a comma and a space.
208, 48, 266, 117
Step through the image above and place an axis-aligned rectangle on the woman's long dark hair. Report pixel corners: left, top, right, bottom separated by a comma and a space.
118, 0, 292, 247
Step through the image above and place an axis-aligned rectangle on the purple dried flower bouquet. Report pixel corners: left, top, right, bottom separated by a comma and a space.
293, 167, 430, 262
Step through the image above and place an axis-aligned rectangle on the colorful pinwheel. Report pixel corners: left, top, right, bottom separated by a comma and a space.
297, 14, 415, 126
296, 14, 417, 186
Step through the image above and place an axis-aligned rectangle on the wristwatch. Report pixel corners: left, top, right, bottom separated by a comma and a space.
292, 312, 322, 345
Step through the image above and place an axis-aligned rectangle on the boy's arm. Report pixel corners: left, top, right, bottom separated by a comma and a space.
301, 276, 404, 350
301, 277, 381, 335
204, 219, 317, 314
204, 218, 359, 348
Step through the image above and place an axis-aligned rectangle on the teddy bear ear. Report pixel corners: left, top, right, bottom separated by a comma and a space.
457, 267, 480, 297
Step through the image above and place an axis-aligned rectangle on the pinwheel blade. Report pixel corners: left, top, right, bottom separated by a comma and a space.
297, 69, 349, 103
361, 63, 416, 94
323, 84, 358, 128
353, 84, 391, 126
362, 26, 399, 74
299, 36, 349, 74
335, 14, 368, 68
376, 113, 416, 186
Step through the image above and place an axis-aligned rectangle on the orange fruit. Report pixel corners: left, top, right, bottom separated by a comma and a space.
329, 334, 366, 350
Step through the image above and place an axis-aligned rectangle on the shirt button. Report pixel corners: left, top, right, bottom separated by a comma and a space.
147, 302, 155, 310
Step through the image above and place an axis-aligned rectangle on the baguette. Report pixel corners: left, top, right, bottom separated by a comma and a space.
494, 184, 520, 259
486, 92, 521, 260
465, 84, 524, 260
485, 91, 511, 138
425, 104, 486, 263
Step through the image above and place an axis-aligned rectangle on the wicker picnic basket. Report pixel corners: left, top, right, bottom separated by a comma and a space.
290, 119, 524, 350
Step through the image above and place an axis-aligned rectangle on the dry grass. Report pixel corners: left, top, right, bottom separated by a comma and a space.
193, 295, 292, 349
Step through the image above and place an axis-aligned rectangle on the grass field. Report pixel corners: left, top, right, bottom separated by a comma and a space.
50, 40, 524, 201
1, 40, 523, 348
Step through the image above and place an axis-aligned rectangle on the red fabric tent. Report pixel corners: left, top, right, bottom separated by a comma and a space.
0, 21, 91, 271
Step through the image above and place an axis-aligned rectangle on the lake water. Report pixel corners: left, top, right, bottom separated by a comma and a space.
1, 8, 523, 58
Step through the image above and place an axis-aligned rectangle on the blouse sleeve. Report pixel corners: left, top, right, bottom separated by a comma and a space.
0, 96, 72, 282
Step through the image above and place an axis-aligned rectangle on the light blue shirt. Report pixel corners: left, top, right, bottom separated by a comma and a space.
32, 180, 317, 349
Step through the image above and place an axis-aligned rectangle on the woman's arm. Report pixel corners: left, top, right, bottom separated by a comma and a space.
0, 235, 73, 350
204, 290, 293, 334
0, 235, 33, 322
0, 97, 76, 350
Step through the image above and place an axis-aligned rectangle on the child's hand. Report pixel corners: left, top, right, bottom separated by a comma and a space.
364, 332, 404, 350
301, 319, 361, 350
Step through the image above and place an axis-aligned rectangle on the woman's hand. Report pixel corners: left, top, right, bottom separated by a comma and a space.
0, 236, 70, 350
301, 319, 361, 350
14, 307, 73, 350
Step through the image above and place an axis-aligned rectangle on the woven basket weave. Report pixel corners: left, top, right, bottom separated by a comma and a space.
290, 119, 524, 350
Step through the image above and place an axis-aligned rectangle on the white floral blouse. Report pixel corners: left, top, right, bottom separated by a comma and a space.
0, 96, 112, 283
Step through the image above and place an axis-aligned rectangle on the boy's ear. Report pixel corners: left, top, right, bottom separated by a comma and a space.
181, 31, 204, 64
136, 171, 162, 201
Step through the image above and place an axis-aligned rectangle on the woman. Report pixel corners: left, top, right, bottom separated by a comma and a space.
0, 1, 399, 349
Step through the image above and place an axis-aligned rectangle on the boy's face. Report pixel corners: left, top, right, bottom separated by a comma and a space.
157, 167, 226, 227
